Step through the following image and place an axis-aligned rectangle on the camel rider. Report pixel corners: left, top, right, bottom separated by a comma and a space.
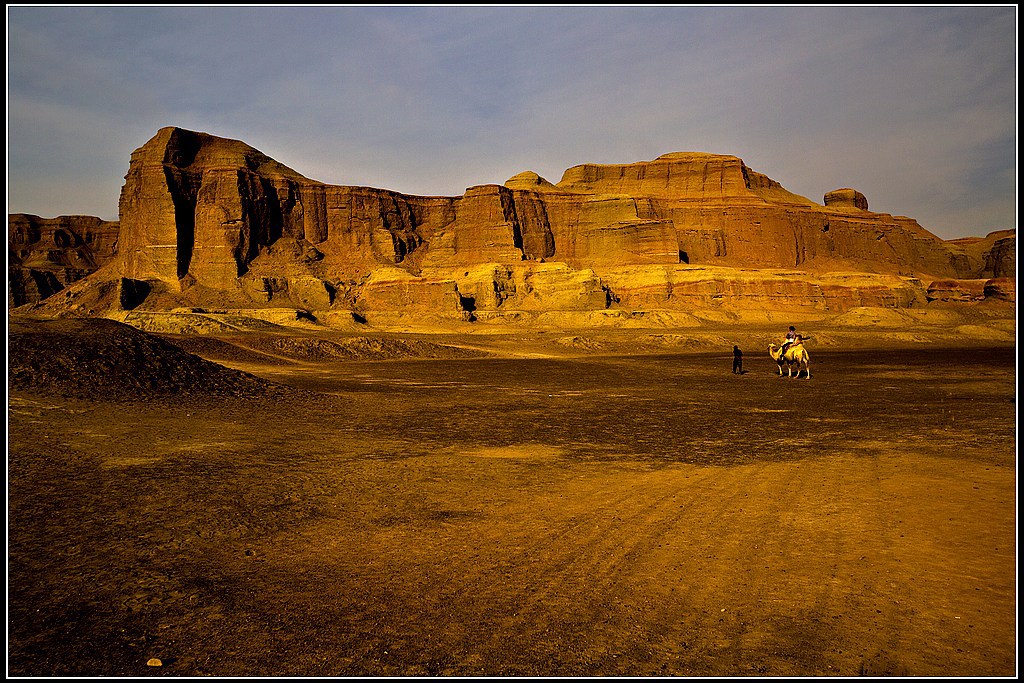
779, 326, 799, 356
780, 327, 810, 356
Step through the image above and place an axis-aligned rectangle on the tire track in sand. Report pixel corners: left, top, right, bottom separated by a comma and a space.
440, 463, 761, 672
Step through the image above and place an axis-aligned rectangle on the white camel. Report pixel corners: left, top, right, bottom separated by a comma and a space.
768, 340, 811, 379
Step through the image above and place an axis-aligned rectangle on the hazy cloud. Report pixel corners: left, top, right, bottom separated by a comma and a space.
7, 5, 1017, 239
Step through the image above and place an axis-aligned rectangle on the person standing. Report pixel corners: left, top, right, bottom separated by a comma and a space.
733, 345, 743, 374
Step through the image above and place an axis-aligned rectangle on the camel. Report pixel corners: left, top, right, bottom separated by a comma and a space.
768, 341, 811, 379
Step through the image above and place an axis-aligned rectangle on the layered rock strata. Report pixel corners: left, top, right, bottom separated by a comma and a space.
16, 127, 1016, 322
8, 214, 120, 306
824, 188, 869, 211
947, 229, 1016, 279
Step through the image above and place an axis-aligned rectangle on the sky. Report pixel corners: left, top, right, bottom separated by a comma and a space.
6, 5, 1018, 241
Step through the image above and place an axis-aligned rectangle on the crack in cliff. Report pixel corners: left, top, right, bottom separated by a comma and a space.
164, 166, 197, 280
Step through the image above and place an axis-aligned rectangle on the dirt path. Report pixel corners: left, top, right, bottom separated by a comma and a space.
6, 346, 1017, 676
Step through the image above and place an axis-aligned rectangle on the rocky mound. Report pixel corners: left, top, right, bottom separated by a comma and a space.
156, 332, 488, 363
8, 316, 288, 400
555, 333, 729, 354
238, 335, 489, 361
153, 335, 298, 366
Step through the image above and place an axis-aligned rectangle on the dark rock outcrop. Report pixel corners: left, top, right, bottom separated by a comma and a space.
926, 279, 988, 304
982, 277, 1015, 302
8, 315, 286, 399
8, 214, 120, 306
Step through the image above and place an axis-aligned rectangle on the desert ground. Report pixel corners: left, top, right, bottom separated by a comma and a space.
6, 309, 1017, 677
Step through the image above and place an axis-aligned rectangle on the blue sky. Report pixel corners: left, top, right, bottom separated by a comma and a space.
6, 5, 1017, 240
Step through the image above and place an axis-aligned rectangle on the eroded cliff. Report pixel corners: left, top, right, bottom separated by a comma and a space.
8, 214, 120, 306
13, 127, 1016, 324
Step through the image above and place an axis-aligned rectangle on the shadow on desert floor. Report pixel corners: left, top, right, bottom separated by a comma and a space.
7, 339, 1017, 677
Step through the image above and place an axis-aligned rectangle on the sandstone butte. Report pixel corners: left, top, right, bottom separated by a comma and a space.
9, 126, 1016, 329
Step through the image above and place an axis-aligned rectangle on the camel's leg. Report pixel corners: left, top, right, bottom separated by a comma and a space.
805, 361, 811, 380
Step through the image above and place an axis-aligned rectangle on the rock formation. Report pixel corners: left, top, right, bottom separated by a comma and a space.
8, 214, 120, 306
824, 188, 869, 211
12, 126, 1016, 325
8, 315, 285, 399
947, 229, 1016, 279
982, 277, 1016, 302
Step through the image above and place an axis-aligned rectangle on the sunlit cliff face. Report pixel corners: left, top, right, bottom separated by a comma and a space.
10, 127, 1014, 318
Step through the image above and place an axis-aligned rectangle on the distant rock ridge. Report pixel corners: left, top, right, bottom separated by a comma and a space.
8, 214, 120, 307
948, 229, 1017, 279
10, 126, 1016, 320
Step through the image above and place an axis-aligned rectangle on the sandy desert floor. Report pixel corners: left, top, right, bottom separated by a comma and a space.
6, 319, 1018, 677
